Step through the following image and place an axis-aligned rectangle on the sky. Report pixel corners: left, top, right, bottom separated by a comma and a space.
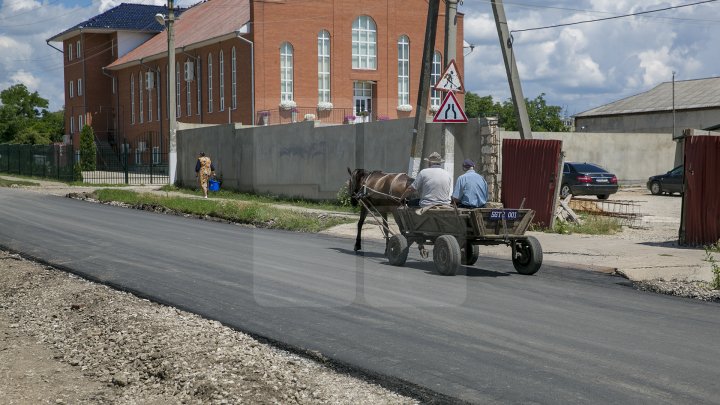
0, 0, 718, 116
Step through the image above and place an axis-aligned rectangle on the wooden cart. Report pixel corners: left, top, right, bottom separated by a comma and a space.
386, 205, 543, 276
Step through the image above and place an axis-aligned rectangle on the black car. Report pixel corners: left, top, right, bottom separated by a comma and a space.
560, 162, 618, 200
647, 165, 684, 195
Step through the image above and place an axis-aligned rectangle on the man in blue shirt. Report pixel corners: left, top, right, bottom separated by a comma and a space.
452, 159, 488, 208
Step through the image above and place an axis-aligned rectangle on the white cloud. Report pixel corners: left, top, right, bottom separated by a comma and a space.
9, 70, 40, 90
4, 0, 41, 12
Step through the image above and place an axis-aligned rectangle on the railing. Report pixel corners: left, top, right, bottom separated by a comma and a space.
0, 143, 76, 182
255, 107, 359, 126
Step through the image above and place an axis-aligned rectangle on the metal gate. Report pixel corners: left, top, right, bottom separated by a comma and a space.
501, 139, 563, 227
84, 131, 169, 185
680, 135, 720, 245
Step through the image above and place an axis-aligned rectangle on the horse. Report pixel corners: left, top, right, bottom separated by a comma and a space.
347, 168, 414, 253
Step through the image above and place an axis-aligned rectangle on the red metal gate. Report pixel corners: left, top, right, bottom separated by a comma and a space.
501, 139, 563, 227
681, 135, 720, 245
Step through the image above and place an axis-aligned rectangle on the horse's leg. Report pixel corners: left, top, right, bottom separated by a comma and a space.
354, 207, 367, 253
382, 212, 390, 256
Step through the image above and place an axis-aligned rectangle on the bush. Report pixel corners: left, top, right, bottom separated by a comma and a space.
73, 163, 83, 182
337, 182, 352, 207
79, 125, 96, 171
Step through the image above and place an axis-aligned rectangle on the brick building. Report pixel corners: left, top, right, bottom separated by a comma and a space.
49, 0, 464, 152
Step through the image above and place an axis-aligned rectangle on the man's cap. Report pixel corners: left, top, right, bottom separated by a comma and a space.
424, 152, 445, 164
462, 159, 475, 167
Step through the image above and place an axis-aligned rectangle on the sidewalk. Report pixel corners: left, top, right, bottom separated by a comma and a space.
2, 175, 713, 282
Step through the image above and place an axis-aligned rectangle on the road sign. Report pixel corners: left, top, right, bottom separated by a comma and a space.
432, 92, 468, 123
433, 59, 464, 93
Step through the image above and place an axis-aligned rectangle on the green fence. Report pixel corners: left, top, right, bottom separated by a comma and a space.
0, 143, 76, 181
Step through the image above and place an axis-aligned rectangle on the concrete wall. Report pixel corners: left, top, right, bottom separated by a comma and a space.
574, 108, 720, 139
178, 119, 679, 200
501, 131, 678, 184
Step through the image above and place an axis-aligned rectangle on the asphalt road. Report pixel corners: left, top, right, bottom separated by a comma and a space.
2, 189, 719, 404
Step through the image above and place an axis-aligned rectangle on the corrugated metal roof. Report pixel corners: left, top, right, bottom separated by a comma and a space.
575, 77, 720, 117
107, 0, 250, 70
48, 3, 185, 42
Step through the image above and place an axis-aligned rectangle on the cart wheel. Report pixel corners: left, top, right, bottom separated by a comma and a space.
386, 234, 409, 266
512, 236, 543, 275
434, 235, 461, 276
461, 243, 480, 266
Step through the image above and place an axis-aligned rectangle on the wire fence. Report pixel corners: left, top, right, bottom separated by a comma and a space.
0, 143, 76, 182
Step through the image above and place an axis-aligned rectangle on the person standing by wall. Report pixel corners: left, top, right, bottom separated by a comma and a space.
452, 159, 488, 208
195, 152, 215, 199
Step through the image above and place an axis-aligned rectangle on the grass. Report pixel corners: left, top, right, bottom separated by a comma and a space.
0, 176, 41, 187
160, 184, 358, 213
94, 189, 355, 233
0, 172, 130, 187
703, 243, 720, 290
545, 214, 623, 235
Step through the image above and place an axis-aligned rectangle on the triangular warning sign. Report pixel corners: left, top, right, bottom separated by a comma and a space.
433, 92, 468, 123
433, 59, 464, 93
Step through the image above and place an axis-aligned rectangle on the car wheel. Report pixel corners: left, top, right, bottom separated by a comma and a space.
597, 194, 609, 200
650, 181, 662, 195
560, 184, 571, 199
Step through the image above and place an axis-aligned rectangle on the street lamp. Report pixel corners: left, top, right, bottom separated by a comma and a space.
156, 1, 177, 184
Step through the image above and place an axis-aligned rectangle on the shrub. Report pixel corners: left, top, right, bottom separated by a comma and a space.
73, 163, 83, 182
337, 182, 352, 207
79, 125, 96, 171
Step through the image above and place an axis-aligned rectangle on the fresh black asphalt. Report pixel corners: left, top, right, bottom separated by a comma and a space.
1, 189, 719, 404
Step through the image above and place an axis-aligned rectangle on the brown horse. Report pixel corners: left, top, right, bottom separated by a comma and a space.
347, 168, 414, 253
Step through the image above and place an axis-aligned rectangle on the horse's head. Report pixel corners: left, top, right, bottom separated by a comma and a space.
347, 167, 368, 207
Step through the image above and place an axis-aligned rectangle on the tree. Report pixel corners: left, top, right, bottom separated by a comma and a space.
0, 84, 54, 143
465, 92, 499, 119
492, 93, 569, 132
79, 125, 96, 171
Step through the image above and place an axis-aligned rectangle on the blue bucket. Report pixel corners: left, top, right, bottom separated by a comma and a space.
208, 179, 220, 192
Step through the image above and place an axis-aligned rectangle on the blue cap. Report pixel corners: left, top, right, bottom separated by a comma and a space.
462, 159, 475, 167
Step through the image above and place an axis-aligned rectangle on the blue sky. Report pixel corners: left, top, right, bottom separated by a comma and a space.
1, 0, 718, 117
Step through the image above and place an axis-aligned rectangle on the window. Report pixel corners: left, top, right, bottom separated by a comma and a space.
70, 116, 75, 134
186, 60, 192, 116
68, 44, 73, 61
231, 47, 237, 109
165, 65, 169, 118
139, 71, 144, 123
196, 58, 202, 115
77, 78, 82, 96
352, 16, 377, 69
130, 74, 135, 124
152, 146, 161, 165
176, 62, 181, 118
280, 42, 294, 102
207, 53, 213, 113
76, 40, 81, 59
148, 74, 153, 122
112, 76, 116, 94
219, 50, 225, 111
156, 70, 161, 121
78, 114, 83, 130
69, 80, 74, 98
318, 30, 331, 103
431, 51, 442, 108
398, 35, 410, 106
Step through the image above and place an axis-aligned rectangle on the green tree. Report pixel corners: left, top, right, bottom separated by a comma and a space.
79, 125, 96, 171
465, 92, 499, 119
495, 93, 569, 132
0, 84, 53, 143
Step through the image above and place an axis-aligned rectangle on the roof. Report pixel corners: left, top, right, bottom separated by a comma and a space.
575, 77, 720, 117
107, 0, 250, 70
48, 3, 186, 43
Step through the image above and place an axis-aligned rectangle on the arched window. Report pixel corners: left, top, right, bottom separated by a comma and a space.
176, 62, 181, 118
196, 57, 202, 115
219, 50, 225, 111
207, 53, 213, 113
156, 69, 161, 121
69, 80, 74, 98
139, 71, 144, 123
231, 47, 237, 109
398, 35, 410, 106
352, 16, 377, 69
318, 30, 331, 103
186, 59, 192, 116
280, 42, 294, 102
147, 71, 153, 122
431, 51, 442, 108
130, 74, 135, 124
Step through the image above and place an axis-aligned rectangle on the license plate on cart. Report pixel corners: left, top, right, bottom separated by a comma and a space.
489, 209, 518, 221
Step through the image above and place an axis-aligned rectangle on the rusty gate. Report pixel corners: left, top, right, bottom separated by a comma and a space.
501, 139, 563, 227
680, 135, 720, 245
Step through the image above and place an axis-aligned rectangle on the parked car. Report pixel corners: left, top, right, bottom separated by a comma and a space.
647, 165, 684, 195
560, 162, 618, 200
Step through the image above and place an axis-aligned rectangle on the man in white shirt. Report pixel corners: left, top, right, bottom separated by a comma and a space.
404, 152, 453, 207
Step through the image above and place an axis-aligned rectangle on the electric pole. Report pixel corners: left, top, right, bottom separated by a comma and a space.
492, 0, 532, 139
167, 0, 177, 184
409, 0, 441, 177
442, 0, 459, 179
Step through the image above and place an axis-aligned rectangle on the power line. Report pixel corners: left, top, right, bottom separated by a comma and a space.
509, 0, 718, 33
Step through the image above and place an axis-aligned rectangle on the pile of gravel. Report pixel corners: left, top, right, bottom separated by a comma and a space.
635, 279, 720, 302
0, 251, 415, 404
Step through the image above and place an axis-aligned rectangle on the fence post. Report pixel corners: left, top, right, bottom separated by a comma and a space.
56, 146, 60, 180
124, 138, 129, 184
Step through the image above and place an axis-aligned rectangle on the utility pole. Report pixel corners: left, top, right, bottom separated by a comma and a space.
167, 0, 177, 184
492, 0, 532, 139
442, 0, 459, 179
409, 0, 441, 177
